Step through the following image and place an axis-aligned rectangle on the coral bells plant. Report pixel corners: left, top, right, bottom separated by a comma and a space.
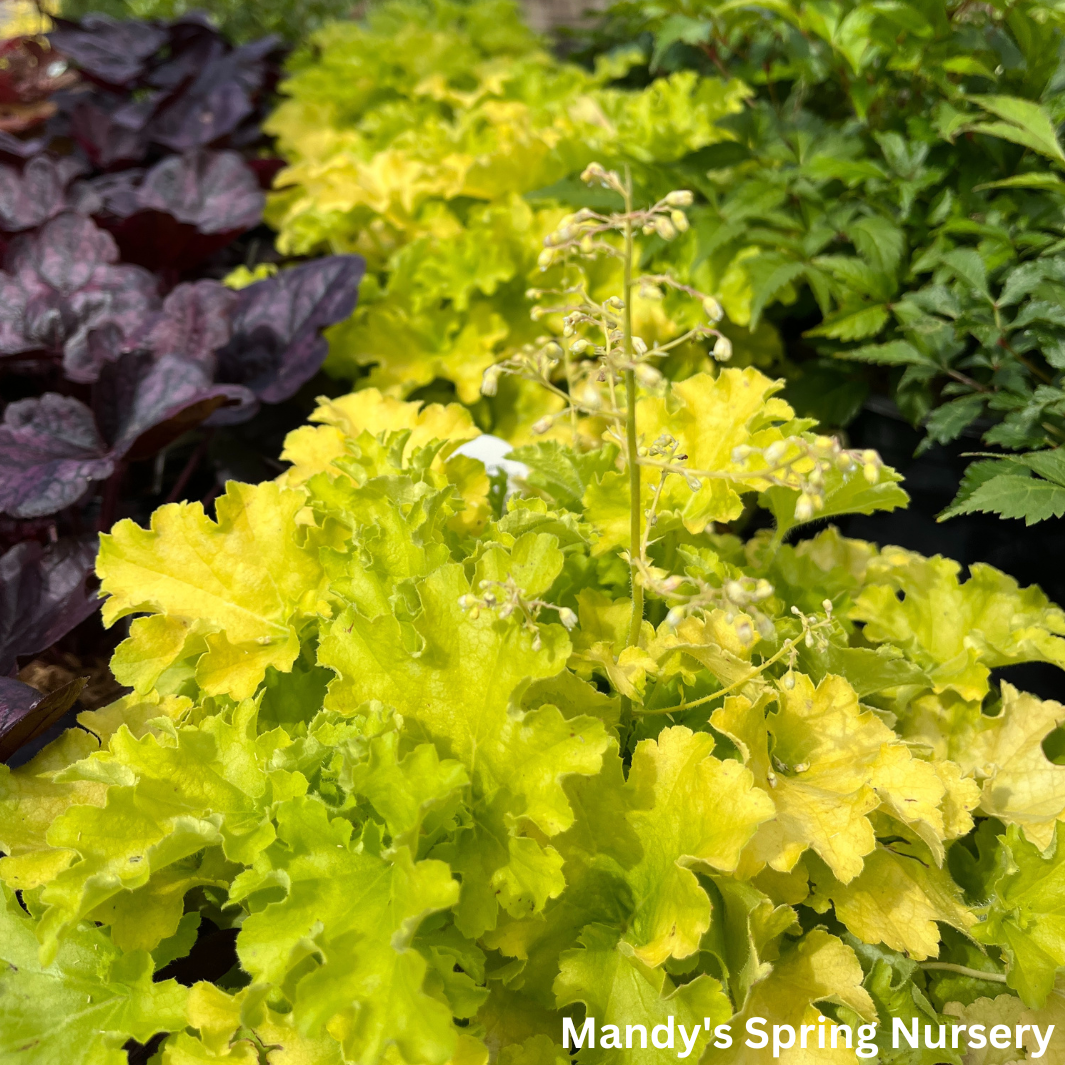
6, 166, 1065, 1064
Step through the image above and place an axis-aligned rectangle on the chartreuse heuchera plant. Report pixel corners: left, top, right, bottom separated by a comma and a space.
7, 167, 1065, 1064
264, 0, 752, 440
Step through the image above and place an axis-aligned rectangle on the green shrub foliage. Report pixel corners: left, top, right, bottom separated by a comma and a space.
586, 0, 1065, 523
5, 165, 1065, 1063
57, 0, 352, 42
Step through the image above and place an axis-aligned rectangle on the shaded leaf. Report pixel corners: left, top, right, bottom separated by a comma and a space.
0, 676, 85, 764
0, 538, 100, 675
0, 394, 113, 518
144, 279, 237, 365
0, 155, 83, 233
215, 255, 364, 406
93, 351, 253, 460
48, 15, 168, 87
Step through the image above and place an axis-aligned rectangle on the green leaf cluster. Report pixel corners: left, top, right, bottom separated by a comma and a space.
6, 377, 1065, 1061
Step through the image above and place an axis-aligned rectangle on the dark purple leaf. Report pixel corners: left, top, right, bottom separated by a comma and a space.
0, 131, 48, 164
148, 38, 278, 152
0, 675, 86, 762
67, 96, 151, 169
94, 351, 254, 460
0, 537, 99, 675
3, 214, 159, 380
48, 16, 168, 88
0, 394, 114, 519
135, 150, 263, 233
7, 211, 117, 293
85, 152, 263, 271
149, 17, 229, 94
62, 263, 160, 382
145, 280, 236, 365
0, 272, 34, 355
0, 155, 85, 233
216, 256, 365, 405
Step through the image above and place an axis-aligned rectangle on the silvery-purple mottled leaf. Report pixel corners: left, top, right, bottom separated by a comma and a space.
0, 538, 99, 675
0, 394, 113, 519
0, 273, 33, 355
133, 150, 264, 234
0, 675, 85, 763
72, 169, 142, 219
145, 280, 236, 365
94, 351, 254, 460
6, 212, 118, 294
0, 131, 46, 163
216, 256, 365, 405
4, 215, 159, 379
48, 16, 168, 88
62, 262, 160, 382
0, 156, 85, 233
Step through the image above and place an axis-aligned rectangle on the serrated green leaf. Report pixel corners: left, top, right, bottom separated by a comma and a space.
806, 304, 891, 341
97, 482, 324, 700
970, 95, 1065, 165
973, 823, 1065, 1007
942, 471, 1065, 524
554, 925, 730, 1065
0, 884, 187, 1064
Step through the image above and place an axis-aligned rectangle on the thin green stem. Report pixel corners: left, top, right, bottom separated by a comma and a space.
918, 963, 1008, 984
636, 633, 801, 717
622, 169, 643, 652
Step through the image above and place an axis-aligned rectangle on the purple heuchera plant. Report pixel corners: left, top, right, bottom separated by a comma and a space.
0, 14, 365, 758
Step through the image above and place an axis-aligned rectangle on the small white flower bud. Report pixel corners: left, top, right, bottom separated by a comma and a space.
634, 363, 662, 387
712, 334, 732, 362
481, 365, 502, 396
794, 493, 814, 522
654, 216, 677, 241
665, 189, 694, 207
764, 440, 786, 466
558, 607, 578, 631
531, 416, 553, 435
702, 295, 724, 321
670, 209, 690, 232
